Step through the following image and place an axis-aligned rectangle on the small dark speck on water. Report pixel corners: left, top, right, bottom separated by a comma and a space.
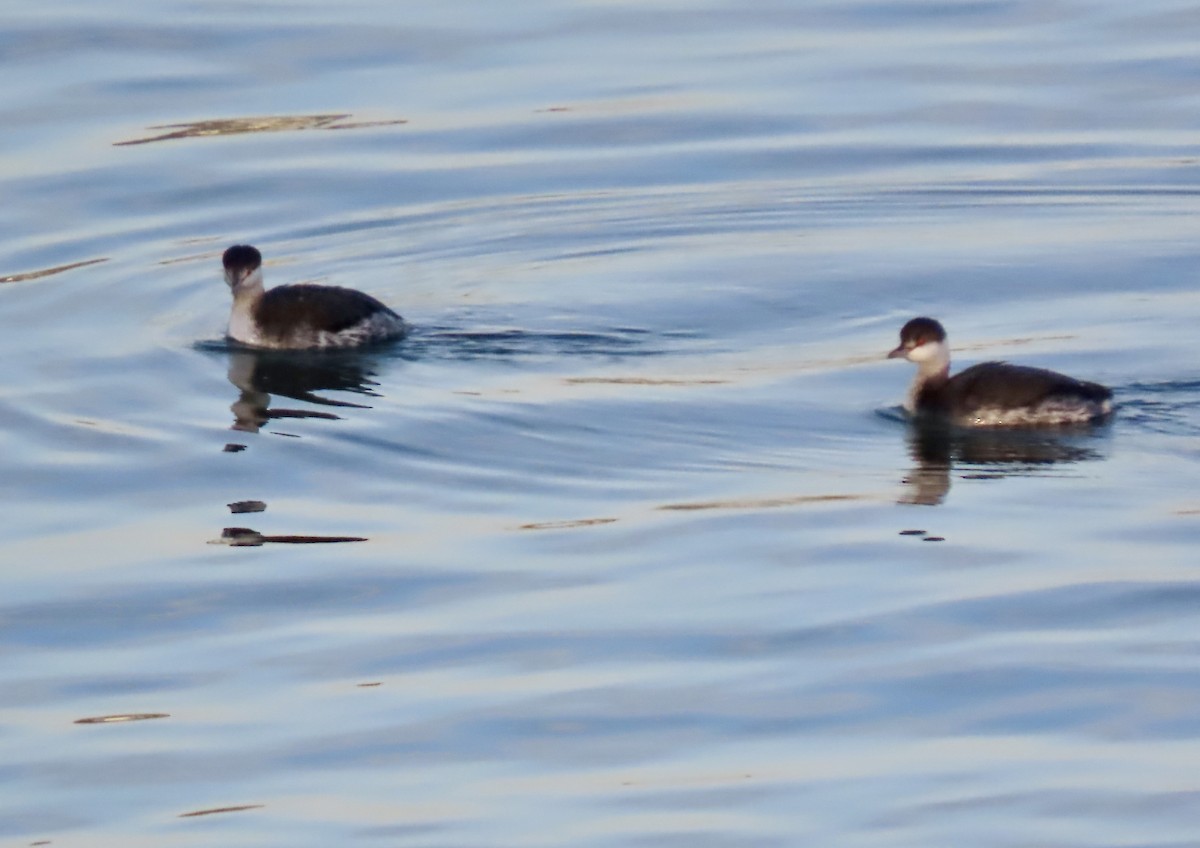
228, 500, 267, 514
223, 443, 247, 453
922, 536, 946, 543
357, 682, 383, 688
899, 529, 926, 536
178, 804, 264, 818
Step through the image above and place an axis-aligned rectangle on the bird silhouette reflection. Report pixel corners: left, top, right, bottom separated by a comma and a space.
900, 417, 1108, 505
226, 349, 381, 434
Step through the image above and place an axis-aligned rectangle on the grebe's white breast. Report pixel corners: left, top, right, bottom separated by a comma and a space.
888, 317, 1113, 427
223, 244, 407, 350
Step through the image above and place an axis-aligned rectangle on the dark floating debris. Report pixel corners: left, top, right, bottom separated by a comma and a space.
115, 113, 407, 146
178, 804, 264, 818
74, 713, 169, 725
899, 529, 927, 536
922, 536, 946, 542
357, 682, 383, 688
518, 517, 618, 531
228, 500, 267, 514
30, 841, 51, 846
1, 257, 109, 284
261, 533, 368, 545
223, 443, 248, 453
215, 527, 367, 547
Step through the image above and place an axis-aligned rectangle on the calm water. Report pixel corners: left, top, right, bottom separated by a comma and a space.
4, 1, 1200, 845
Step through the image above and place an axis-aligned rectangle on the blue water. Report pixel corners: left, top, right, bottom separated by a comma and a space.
4, 1, 1200, 845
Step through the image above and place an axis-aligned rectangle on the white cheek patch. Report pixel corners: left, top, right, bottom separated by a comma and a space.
906, 340, 941, 363
902, 340, 951, 377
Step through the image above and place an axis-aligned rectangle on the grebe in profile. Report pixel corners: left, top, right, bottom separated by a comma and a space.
222, 244, 407, 350
888, 317, 1112, 427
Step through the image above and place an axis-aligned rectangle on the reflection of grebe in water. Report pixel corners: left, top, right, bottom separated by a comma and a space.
899, 418, 1108, 506
888, 317, 1112, 427
227, 350, 380, 434
223, 244, 407, 350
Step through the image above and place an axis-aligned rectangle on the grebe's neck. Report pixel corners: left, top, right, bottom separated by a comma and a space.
904, 341, 951, 413
227, 266, 264, 301
227, 267, 266, 345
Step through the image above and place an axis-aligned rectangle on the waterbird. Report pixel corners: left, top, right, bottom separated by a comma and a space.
888, 317, 1112, 426
222, 244, 407, 350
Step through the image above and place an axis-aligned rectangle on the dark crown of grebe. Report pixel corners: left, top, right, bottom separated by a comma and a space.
222, 244, 407, 350
887, 316, 1113, 427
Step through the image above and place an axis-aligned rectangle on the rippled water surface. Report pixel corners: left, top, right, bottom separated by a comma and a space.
4, 1, 1200, 845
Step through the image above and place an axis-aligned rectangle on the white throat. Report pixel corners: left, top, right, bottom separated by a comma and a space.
903, 339, 951, 413
227, 267, 266, 345
908, 339, 950, 377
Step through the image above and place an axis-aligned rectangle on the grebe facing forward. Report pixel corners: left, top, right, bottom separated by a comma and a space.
888, 317, 1112, 427
223, 245, 407, 350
